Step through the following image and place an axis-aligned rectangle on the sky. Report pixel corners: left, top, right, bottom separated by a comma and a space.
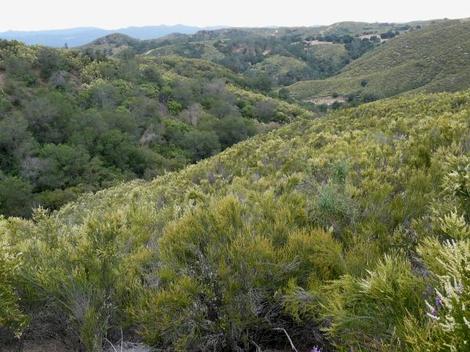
1, 0, 469, 31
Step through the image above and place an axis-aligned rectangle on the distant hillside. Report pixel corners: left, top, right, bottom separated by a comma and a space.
0, 25, 216, 47
287, 19, 470, 102
83, 21, 432, 90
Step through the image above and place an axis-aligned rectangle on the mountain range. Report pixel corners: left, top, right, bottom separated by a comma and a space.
0, 25, 222, 47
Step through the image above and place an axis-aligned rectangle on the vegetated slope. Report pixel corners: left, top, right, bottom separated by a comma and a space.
0, 39, 310, 217
288, 19, 470, 102
1, 91, 469, 351
84, 21, 429, 90
81, 33, 141, 56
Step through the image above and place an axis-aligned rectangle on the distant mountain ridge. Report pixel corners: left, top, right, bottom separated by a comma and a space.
0, 25, 223, 47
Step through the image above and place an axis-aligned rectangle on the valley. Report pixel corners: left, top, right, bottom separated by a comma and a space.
0, 14, 469, 352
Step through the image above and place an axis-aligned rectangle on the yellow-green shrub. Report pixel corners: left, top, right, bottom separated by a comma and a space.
0, 241, 28, 338
323, 255, 427, 351
134, 195, 345, 350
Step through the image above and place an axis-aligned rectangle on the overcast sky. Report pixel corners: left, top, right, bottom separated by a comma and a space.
1, 0, 469, 31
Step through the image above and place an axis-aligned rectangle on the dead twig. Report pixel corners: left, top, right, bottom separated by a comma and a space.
120, 328, 124, 352
251, 340, 262, 352
104, 337, 119, 352
273, 327, 298, 352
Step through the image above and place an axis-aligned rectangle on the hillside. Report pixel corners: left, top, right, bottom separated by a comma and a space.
1, 91, 469, 351
0, 39, 311, 217
287, 19, 470, 102
83, 21, 431, 89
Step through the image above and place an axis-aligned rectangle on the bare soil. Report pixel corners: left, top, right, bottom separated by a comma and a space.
304, 40, 335, 46
0, 340, 152, 352
105, 342, 152, 352
307, 95, 347, 105
0, 340, 69, 352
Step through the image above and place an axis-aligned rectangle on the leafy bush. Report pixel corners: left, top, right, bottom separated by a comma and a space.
404, 238, 469, 352
323, 255, 427, 350
1, 91, 469, 351
134, 195, 345, 350
0, 176, 33, 217
0, 240, 28, 337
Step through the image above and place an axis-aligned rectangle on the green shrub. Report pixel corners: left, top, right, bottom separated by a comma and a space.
406, 238, 470, 351
309, 182, 357, 233
0, 240, 28, 337
323, 255, 427, 350
18, 211, 141, 351
1, 90, 469, 351
134, 195, 346, 350
0, 176, 33, 218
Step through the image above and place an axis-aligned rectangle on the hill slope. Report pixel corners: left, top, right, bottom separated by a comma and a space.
83, 21, 432, 90
0, 39, 310, 217
287, 19, 470, 102
2, 91, 469, 351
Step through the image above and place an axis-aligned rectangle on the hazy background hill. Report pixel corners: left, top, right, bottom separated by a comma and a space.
0, 25, 220, 47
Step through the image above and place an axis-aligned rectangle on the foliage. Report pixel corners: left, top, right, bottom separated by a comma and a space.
323, 255, 427, 351
0, 176, 33, 217
88, 22, 416, 89
0, 239, 28, 338
0, 39, 311, 216
134, 195, 344, 350
1, 86, 470, 350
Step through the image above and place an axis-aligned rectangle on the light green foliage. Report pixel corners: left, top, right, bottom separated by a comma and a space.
442, 153, 470, 214
324, 255, 427, 351
438, 210, 470, 241
1, 91, 469, 350
404, 238, 470, 352
310, 182, 357, 233
404, 159, 469, 351
134, 195, 344, 350
3, 207, 155, 349
0, 236, 28, 337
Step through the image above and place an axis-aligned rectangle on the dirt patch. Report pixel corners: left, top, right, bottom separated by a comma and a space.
0, 340, 69, 352
304, 40, 335, 46
0, 340, 151, 352
105, 342, 152, 352
307, 95, 347, 105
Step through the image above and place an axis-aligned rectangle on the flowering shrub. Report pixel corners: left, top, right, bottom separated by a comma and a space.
1, 91, 470, 350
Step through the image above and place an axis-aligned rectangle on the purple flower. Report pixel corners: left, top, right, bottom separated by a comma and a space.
435, 296, 443, 308
310, 347, 322, 352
